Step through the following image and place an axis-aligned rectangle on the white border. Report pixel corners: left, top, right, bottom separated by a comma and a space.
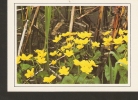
8, 0, 137, 92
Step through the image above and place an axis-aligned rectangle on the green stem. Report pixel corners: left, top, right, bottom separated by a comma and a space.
109, 53, 113, 84
102, 71, 103, 84
44, 6, 52, 71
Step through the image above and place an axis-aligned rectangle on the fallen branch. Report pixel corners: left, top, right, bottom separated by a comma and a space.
21, 6, 40, 52
76, 6, 99, 19
69, 6, 75, 32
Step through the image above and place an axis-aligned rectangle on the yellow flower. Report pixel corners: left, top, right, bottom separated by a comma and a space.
57, 53, 62, 57
50, 51, 57, 56
64, 43, 73, 49
58, 66, 69, 75
118, 29, 124, 35
79, 60, 97, 74
73, 59, 80, 66
78, 31, 92, 39
74, 38, 82, 44
64, 50, 74, 57
52, 35, 62, 43
50, 60, 57, 65
118, 58, 128, 66
82, 38, 89, 45
89, 60, 98, 67
80, 66, 93, 74
113, 36, 123, 45
17, 56, 21, 64
66, 36, 74, 42
24, 68, 34, 78
123, 35, 128, 43
43, 74, 56, 83
70, 32, 77, 36
102, 41, 111, 46
102, 31, 111, 36
103, 36, 113, 43
114, 45, 119, 49
20, 54, 33, 61
76, 44, 84, 49
102, 36, 113, 46
34, 49, 46, 58
91, 41, 100, 48
62, 32, 70, 37
78, 32, 86, 39
123, 30, 128, 34
79, 60, 91, 68
60, 46, 65, 52
36, 57, 47, 64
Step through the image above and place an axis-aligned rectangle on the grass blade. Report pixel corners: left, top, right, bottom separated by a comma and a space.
44, 6, 52, 70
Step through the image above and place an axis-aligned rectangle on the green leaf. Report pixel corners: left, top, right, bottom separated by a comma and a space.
109, 51, 119, 60
17, 72, 22, 84
75, 72, 87, 84
116, 44, 127, 53
66, 57, 73, 68
118, 62, 128, 70
119, 76, 128, 84
104, 64, 119, 83
60, 62, 65, 66
112, 62, 120, 83
76, 54, 80, 59
93, 76, 101, 84
73, 47, 79, 53
80, 50, 85, 56
37, 71, 49, 78
83, 79, 94, 84
119, 67, 128, 84
20, 63, 34, 71
61, 76, 74, 84
104, 64, 110, 81
17, 72, 22, 78
92, 50, 101, 60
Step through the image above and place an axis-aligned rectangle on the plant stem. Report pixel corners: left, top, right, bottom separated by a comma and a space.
109, 53, 113, 84
44, 6, 52, 71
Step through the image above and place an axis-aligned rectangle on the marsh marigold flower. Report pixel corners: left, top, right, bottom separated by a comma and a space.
64, 43, 73, 49
66, 36, 74, 42
17, 56, 21, 64
118, 58, 128, 66
52, 35, 62, 43
73, 59, 80, 66
64, 50, 74, 57
103, 36, 113, 43
89, 60, 98, 67
74, 38, 80, 44
80, 66, 93, 74
34, 49, 47, 58
91, 41, 100, 48
78, 31, 92, 39
82, 38, 89, 45
58, 66, 69, 75
36, 57, 47, 64
24, 68, 34, 78
76, 44, 84, 49
50, 51, 57, 56
102, 31, 111, 36
118, 29, 124, 35
50, 60, 57, 65
123, 35, 128, 43
43, 74, 56, 83
62, 32, 70, 37
102, 36, 113, 47
57, 53, 62, 57
113, 36, 123, 45
20, 54, 33, 61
